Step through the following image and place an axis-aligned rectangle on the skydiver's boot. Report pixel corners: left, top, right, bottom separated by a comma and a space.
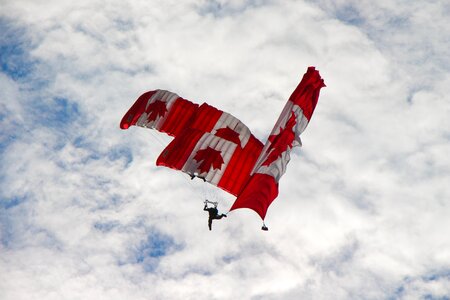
190, 174, 195, 180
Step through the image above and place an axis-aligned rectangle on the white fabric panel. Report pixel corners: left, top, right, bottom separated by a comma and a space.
255, 151, 291, 182
211, 111, 251, 148
181, 133, 237, 185
251, 102, 310, 182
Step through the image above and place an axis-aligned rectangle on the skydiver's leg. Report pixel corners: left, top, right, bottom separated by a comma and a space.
208, 218, 212, 230
213, 214, 227, 220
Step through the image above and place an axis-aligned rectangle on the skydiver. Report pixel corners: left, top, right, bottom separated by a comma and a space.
203, 201, 227, 230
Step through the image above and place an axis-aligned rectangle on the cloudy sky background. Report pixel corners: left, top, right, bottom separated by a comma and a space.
1, 0, 449, 299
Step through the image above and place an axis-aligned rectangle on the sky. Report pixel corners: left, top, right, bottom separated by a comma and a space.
1, 0, 449, 299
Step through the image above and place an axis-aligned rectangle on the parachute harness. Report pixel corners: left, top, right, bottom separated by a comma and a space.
204, 199, 218, 207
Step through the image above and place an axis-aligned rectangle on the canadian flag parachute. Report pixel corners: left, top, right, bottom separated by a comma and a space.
120, 67, 325, 223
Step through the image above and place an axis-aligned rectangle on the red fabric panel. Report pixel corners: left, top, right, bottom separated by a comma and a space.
288, 66, 326, 121
230, 174, 279, 220
215, 127, 241, 145
159, 98, 199, 136
217, 135, 263, 196
120, 91, 157, 129
189, 103, 223, 132
156, 129, 204, 170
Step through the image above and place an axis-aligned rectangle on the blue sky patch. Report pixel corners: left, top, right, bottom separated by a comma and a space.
0, 210, 14, 247
423, 295, 449, 300
138, 231, 177, 259
108, 147, 133, 167
422, 270, 450, 282
94, 220, 121, 233
31, 97, 80, 129
0, 18, 35, 80
0, 128, 18, 156
197, 0, 269, 18
0, 196, 26, 209
389, 272, 450, 300
334, 5, 365, 26
132, 229, 183, 272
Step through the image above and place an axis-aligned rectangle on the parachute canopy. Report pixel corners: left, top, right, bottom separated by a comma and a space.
120, 67, 325, 220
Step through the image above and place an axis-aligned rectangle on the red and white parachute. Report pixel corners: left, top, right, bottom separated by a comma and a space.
120, 67, 325, 221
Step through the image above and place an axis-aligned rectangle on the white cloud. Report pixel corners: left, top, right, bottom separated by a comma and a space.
1, 0, 450, 299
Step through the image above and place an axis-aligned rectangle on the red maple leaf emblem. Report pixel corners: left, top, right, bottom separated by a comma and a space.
215, 127, 241, 145
262, 112, 297, 166
146, 100, 168, 122
193, 147, 224, 173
